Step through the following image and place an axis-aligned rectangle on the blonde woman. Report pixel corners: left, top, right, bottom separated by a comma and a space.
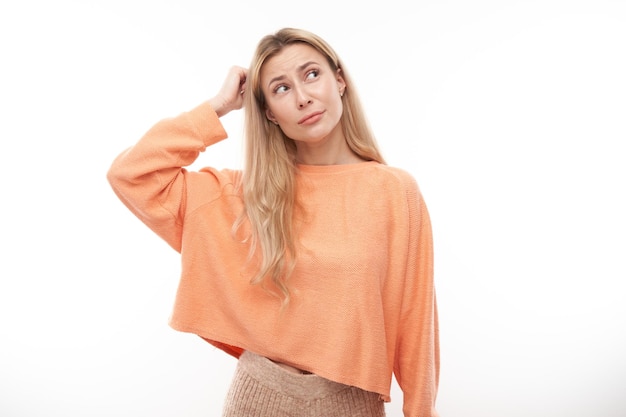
107, 27, 439, 417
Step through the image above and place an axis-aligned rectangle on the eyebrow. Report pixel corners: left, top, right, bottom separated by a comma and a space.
267, 61, 319, 88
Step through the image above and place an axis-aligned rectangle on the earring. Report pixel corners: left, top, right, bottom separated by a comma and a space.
340, 89, 345, 97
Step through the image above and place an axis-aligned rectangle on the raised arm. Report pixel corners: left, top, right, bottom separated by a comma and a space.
106, 66, 248, 251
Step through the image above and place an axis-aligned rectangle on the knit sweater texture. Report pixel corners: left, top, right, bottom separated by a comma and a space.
107, 102, 439, 417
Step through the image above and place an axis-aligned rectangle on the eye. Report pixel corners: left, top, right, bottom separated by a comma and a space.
274, 84, 289, 94
305, 69, 319, 80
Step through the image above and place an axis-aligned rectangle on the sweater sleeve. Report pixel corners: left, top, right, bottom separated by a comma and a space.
106, 102, 228, 252
394, 180, 440, 417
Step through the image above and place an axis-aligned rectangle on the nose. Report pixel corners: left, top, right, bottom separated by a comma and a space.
295, 86, 312, 108
298, 99, 312, 108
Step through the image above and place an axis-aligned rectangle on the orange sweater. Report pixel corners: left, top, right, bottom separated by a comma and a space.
107, 102, 439, 416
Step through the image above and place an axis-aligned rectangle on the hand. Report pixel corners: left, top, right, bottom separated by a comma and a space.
209, 66, 248, 117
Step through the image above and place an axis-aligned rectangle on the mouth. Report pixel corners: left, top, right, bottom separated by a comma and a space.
298, 110, 325, 125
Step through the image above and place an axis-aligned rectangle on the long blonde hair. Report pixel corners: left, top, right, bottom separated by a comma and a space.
237, 28, 385, 304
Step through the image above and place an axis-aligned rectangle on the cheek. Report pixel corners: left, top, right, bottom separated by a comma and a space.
268, 102, 291, 122
330, 92, 344, 114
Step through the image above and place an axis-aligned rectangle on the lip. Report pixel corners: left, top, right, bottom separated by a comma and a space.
298, 110, 325, 125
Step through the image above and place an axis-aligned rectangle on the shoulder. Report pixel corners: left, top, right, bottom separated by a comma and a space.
183, 168, 243, 210
368, 164, 421, 194
368, 165, 428, 221
189, 167, 242, 189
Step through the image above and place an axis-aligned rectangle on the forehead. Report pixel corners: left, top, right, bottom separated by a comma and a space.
261, 43, 328, 81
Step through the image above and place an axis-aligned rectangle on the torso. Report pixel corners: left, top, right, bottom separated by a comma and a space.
270, 358, 312, 374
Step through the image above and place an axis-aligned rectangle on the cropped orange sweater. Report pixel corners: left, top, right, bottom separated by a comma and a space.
107, 102, 439, 416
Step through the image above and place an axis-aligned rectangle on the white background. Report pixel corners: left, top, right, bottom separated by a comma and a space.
1, 0, 625, 416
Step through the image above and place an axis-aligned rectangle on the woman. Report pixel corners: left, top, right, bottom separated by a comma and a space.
107, 27, 439, 417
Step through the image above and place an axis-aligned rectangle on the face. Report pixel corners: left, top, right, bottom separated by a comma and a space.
260, 43, 346, 147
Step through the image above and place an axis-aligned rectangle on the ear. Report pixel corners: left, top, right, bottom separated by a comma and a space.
336, 68, 347, 94
265, 107, 278, 125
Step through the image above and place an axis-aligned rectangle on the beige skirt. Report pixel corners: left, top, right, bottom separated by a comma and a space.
222, 351, 386, 417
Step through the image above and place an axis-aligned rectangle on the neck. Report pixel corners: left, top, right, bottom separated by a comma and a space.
295, 136, 364, 166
